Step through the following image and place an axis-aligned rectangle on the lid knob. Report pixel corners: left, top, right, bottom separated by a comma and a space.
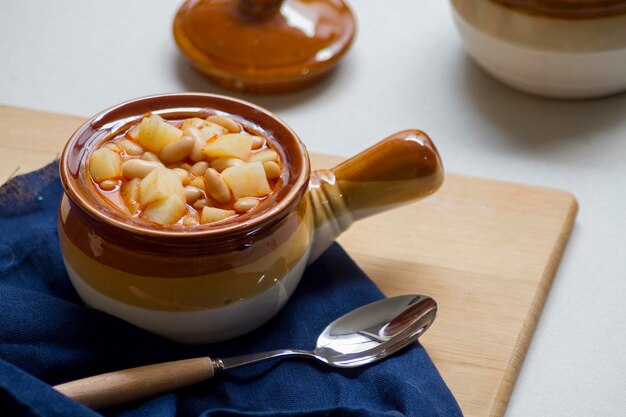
238, 0, 283, 14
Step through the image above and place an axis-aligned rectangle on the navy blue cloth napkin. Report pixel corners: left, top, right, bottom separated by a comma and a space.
0, 162, 462, 417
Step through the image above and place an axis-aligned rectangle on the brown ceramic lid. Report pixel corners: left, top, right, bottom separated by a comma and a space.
173, 0, 356, 94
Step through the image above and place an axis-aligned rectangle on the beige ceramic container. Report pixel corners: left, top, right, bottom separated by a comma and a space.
451, 0, 626, 98
58, 93, 443, 343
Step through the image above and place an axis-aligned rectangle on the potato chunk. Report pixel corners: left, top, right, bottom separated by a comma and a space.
138, 115, 182, 153
139, 168, 185, 206
89, 148, 121, 181
221, 162, 271, 200
203, 134, 253, 160
180, 117, 208, 131
200, 207, 236, 224
200, 122, 227, 140
142, 195, 186, 226
120, 178, 141, 215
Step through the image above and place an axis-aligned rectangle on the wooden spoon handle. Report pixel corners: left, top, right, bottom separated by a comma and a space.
54, 357, 217, 409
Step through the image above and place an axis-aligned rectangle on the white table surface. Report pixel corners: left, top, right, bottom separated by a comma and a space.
2, 1, 625, 416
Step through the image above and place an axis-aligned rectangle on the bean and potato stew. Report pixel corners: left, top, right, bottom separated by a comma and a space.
88, 114, 284, 226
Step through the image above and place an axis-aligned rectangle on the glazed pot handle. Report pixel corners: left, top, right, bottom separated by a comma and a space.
307, 130, 444, 263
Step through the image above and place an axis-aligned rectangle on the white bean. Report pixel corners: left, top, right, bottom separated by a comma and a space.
141, 152, 160, 162
121, 159, 162, 179
99, 179, 119, 191
189, 176, 206, 192
193, 198, 211, 211
263, 161, 281, 180
234, 197, 259, 213
251, 136, 265, 150
204, 168, 231, 204
184, 127, 205, 162
118, 139, 144, 156
160, 136, 194, 163
190, 161, 209, 176
206, 115, 241, 133
184, 186, 204, 204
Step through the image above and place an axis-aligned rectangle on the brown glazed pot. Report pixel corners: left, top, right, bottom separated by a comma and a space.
58, 93, 443, 343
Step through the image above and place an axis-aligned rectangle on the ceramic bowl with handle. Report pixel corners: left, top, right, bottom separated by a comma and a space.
58, 93, 443, 344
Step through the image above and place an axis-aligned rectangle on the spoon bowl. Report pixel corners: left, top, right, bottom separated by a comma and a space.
316, 294, 438, 367
55, 294, 438, 409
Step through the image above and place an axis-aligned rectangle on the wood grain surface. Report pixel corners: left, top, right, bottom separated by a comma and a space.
54, 357, 216, 409
0, 105, 578, 417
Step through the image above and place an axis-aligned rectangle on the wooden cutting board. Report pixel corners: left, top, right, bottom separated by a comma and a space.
0, 105, 577, 417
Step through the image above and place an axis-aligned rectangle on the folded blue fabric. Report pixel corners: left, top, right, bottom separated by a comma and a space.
0, 162, 462, 417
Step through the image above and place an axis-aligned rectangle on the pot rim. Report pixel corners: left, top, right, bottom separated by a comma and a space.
59, 92, 311, 240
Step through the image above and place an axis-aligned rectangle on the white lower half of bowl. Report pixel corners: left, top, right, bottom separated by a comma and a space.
64, 245, 311, 344
452, 7, 626, 99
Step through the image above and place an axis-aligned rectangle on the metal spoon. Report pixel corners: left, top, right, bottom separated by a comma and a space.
54, 294, 437, 409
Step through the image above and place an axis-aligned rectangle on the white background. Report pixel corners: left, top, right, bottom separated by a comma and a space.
1, 1, 625, 416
